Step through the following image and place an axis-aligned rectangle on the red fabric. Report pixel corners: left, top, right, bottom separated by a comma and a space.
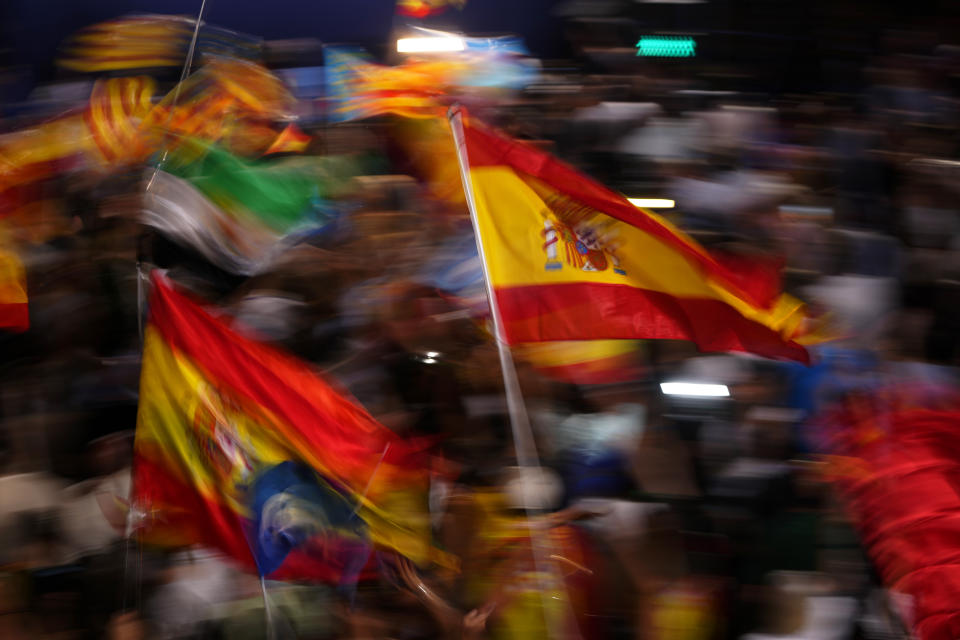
830, 408, 960, 640
133, 451, 257, 569
133, 451, 375, 582
148, 273, 432, 492
495, 282, 809, 363
0, 302, 28, 332
396, 1, 449, 17
462, 121, 783, 310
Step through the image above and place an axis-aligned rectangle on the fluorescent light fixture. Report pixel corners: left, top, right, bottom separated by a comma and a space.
426, 351, 440, 358
628, 198, 675, 209
636, 35, 697, 57
660, 382, 730, 397
397, 36, 465, 53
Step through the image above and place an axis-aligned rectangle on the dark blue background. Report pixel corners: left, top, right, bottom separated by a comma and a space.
1, 0, 564, 83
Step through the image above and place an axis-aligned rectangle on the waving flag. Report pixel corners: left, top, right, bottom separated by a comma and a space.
325, 48, 463, 122
324, 41, 534, 123
417, 228, 644, 383
514, 341, 643, 385
142, 170, 296, 276
58, 15, 261, 73
140, 58, 295, 154
397, 0, 466, 18
133, 274, 448, 581
142, 139, 352, 274
1, 60, 295, 194
265, 124, 311, 155
824, 392, 960, 640
160, 141, 336, 232
457, 117, 825, 362
84, 76, 156, 166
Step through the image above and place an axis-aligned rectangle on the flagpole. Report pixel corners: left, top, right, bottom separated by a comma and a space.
446, 108, 539, 470
260, 576, 278, 640
447, 107, 579, 640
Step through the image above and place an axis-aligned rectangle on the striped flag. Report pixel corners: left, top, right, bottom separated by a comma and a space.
84, 76, 156, 166
133, 273, 450, 580
458, 117, 826, 362
142, 140, 349, 275
58, 15, 261, 73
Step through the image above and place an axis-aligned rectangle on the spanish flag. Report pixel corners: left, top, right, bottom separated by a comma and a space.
133, 273, 447, 581
514, 340, 644, 385
459, 118, 822, 363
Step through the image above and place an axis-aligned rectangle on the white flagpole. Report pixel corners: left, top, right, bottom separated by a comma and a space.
447, 108, 540, 470
260, 576, 278, 640
447, 108, 579, 639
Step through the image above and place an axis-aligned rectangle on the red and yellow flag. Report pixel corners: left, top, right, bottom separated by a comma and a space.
460, 119, 824, 363
84, 76, 156, 166
134, 274, 448, 581
0, 225, 28, 332
515, 340, 644, 385
396, 0, 467, 18
264, 124, 311, 155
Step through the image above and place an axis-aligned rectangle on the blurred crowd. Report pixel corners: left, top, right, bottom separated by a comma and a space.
2, 5, 960, 640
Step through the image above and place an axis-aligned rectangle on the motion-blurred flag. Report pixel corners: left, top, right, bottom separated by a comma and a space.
0, 226, 28, 332
142, 58, 294, 149
324, 43, 534, 123
265, 124, 312, 155
397, 0, 466, 18
143, 170, 297, 276
823, 391, 960, 640
457, 117, 827, 362
133, 273, 449, 581
143, 140, 350, 274
160, 140, 346, 231
514, 341, 643, 385
84, 76, 156, 166
0, 77, 154, 192
2, 60, 296, 194
58, 15, 261, 73
324, 48, 462, 122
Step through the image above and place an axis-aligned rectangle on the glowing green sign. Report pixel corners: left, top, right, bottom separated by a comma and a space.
636, 36, 696, 58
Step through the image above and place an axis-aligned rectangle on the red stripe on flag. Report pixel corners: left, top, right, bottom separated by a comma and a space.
463, 122, 782, 310
0, 302, 28, 332
83, 108, 116, 163
133, 452, 257, 568
147, 275, 429, 485
533, 360, 642, 385
495, 282, 809, 363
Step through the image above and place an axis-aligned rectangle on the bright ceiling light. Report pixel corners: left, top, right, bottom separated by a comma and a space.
660, 382, 730, 397
397, 36, 466, 53
628, 198, 675, 209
